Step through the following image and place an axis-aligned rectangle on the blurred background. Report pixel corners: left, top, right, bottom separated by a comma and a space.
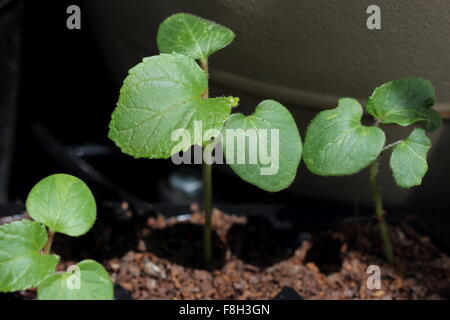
0, 0, 449, 241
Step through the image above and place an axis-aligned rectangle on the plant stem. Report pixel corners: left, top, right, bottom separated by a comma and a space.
200, 59, 213, 266
382, 140, 402, 153
200, 60, 209, 98
43, 230, 55, 255
202, 160, 213, 266
369, 160, 394, 263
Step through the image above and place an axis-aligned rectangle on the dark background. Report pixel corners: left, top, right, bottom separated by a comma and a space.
9, 0, 110, 197
1, 0, 450, 252
2, 0, 322, 206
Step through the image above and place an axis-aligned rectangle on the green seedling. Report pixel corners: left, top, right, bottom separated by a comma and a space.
108, 13, 302, 265
0, 174, 113, 300
303, 77, 442, 263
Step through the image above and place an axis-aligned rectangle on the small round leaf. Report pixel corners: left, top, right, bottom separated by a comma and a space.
37, 260, 114, 300
390, 128, 431, 188
26, 174, 96, 236
303, 98, 386, 176
222, 100, 302, 192
0, 220, 59, 292
108, 53, 237, 159
366, 77, 441, 132
157, 13, 235, 62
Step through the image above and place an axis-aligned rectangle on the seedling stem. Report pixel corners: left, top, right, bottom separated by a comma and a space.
202, 160, 213, 266
43, 230, 55, 255
201, 60, 213, 266
369, 160, 394, 263
109, 13, 302, 267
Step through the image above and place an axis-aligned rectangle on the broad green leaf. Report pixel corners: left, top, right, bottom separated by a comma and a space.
366, 77, 441, 132
303, 98, 386, 176
0, 220, 59, 292
37, 260, 113, 300
26, 174, 96, 237
157, 13, 235, 63
389, 128, 431, 188
222, 100, 302, 192
108, 53, 237, 159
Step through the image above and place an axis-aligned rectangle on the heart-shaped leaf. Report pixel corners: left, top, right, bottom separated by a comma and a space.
37, 260, 113, 300
390, 128, 431, 188
157, 13, 235, 63
26, 174, 96, 237
366, 77, 441, 132
0, 220, 59, 292
108, 53, 237, 159
222, 100, 302, 192
303, 98, 386, 176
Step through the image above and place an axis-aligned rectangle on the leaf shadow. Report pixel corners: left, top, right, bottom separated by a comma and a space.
144, 222, 227, 270
226, 216, 297, 268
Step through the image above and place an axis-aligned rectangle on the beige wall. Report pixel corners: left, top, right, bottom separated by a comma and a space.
85, 0, 450, 207
85, 0, 450, 111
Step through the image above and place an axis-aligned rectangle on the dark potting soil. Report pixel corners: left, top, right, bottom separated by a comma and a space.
2, 203, 450, 300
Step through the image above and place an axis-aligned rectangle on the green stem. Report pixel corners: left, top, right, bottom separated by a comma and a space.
200, 60, 209, 99
369, 160, 394, 263
202, 161, 213, 266
200, 59, 213, 266
382, 140, 402, 153
43, 230, 55, 255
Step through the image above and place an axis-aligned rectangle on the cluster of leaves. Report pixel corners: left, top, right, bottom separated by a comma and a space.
107, 13, 440, 194
108, 13, 302, 192
303, 77, 440, 188
0, 174, 113, 300
107, 13, 441, 265
1, 13, 441, 299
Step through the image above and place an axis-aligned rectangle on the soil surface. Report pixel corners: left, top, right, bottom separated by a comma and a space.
106, 204, 450, 300
2, 203, 450, 300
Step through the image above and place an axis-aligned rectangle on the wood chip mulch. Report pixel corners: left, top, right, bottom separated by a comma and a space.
103, 204, 450, 300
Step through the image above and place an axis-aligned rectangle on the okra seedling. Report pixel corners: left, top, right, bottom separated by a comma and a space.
303, 77, 442, 263
108, 13, 302, 265
0, 174, 114, 300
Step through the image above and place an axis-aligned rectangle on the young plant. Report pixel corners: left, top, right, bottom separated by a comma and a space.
303, 77, 442, 263
0, 174, 113, 300
108, 13, 302, 265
